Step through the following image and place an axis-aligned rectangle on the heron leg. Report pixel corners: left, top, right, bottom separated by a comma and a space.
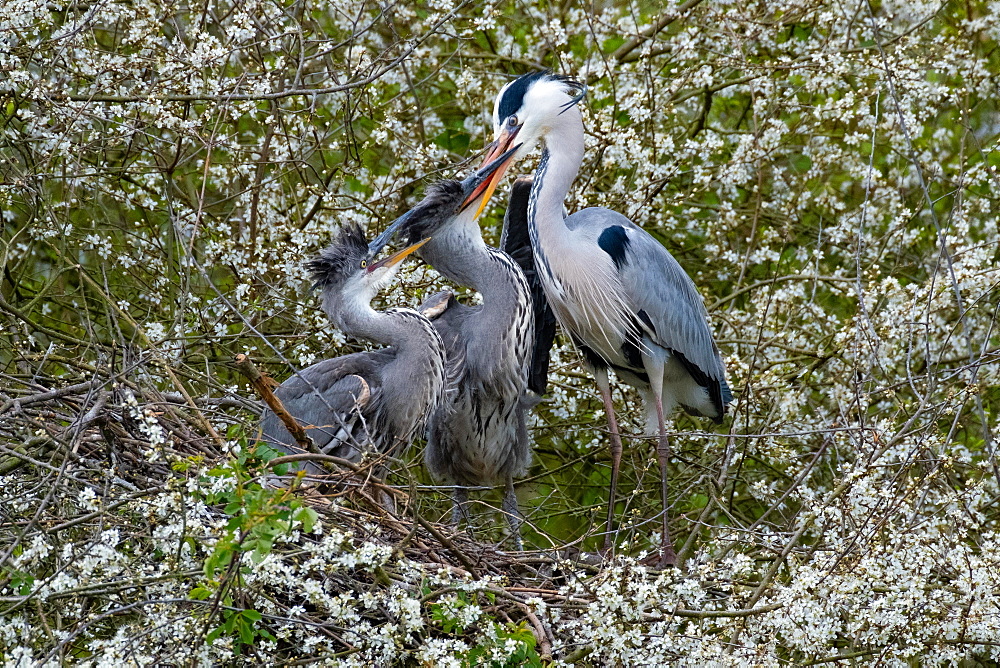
652, 396, 677, 567
452, 486, 470, 527
642, 352, 677, 568
595, 368, 623, 556
502, 475, 523, 551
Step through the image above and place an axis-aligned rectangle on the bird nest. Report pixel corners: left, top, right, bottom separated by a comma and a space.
5, 356, 1000, 666
1, 359, 761, 666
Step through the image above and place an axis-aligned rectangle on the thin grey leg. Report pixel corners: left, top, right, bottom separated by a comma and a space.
595, 370, 623, 556
502, 475, 523, 551
452, 486, 470, 527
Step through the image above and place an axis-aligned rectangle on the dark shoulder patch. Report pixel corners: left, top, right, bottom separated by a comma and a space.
597, 225, 631, 269
498, 71, 549, 122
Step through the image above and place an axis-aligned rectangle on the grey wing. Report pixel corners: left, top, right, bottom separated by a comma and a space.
417, 290, 453, 320
260, 353, 384, 464
425, 294, 471, 385
501, 175, 557, 396
577, 207, 729, 396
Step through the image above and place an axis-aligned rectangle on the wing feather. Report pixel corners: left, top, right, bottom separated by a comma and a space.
501, 175, 557, 395
614, 222, 727, 384
566, 207, 726, 384
261, 353, 385, 462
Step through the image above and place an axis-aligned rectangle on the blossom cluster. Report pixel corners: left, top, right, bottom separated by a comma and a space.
2, 0, 999, 663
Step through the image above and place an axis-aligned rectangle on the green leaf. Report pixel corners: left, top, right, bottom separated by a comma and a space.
190, 586, 213, 601
205, 628, 222, 644
295, 506, 319, 533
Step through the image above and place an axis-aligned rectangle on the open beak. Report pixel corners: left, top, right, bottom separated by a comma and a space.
466, 125, 523, 220
366, 237, 431, 272
459, 142, 522, 215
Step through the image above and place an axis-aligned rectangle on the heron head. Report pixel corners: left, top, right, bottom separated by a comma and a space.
471, 71, 586, 219
307, 224, 429, 314
365, 144, 522, 253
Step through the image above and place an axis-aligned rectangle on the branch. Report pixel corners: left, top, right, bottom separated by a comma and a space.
671, 602, 783, 618
233, 354, 316, 454
608, 0, 707, 67
0, 379, 104, 416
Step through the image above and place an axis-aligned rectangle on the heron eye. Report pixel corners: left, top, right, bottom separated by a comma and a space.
508, 115, 518, 127
359, 259, 367, 269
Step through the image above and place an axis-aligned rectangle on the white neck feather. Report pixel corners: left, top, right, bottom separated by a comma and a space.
528, 104, 635, 364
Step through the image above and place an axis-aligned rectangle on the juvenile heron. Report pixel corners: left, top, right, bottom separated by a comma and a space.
260, 224, 443, 481
475, 71, 732, 566
501, 176, 558, 397
369, 151, 555, 548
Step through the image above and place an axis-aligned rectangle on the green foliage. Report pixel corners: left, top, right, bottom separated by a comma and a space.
184, 444, 317, 652
4, 567, 35, 596
464, 622, 542, 668
429, 592, 473, 634
199, 447, 318, 578
205, 607, 276, 655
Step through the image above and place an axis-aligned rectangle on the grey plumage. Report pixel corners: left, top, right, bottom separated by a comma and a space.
370, 151, 542, 547
478, 71, 732, 566
260, 224, 446, 481
501, 176, 558, 397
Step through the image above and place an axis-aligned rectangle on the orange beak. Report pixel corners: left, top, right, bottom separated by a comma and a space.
367, 237, 431, 272
465, 124, 522, 220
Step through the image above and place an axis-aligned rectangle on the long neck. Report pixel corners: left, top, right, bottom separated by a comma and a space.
419, 215, 532, 385
530, 108, 585, 235
418, 214, 520, 307
333, 293, 444, 394
528, 106, 585, 292
526, 104, 633, 362
326, 292, 424, 352
330, 293, 444, 440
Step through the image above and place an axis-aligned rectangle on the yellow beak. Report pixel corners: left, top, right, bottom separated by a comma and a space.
469, 125, 521, 220
368, 237, 431, 271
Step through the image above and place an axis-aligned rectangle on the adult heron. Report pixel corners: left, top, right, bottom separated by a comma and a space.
368, 152, 555, 548
260, 224, 442, 483
475, 70, 732, 566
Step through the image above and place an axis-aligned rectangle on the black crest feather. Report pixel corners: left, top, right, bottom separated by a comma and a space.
306, 223, 369, 289
497, 70, 549, 121
498, 70, 586, 121
394, 180, 465, 245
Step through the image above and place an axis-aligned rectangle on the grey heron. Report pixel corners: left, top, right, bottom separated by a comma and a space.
475, 71, 732, 566
368, 150, 555, 548
260, 224, 443, 484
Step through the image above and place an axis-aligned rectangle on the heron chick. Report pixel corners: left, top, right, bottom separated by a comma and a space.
368, 147, 554, 549
260, 225, 444, 485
